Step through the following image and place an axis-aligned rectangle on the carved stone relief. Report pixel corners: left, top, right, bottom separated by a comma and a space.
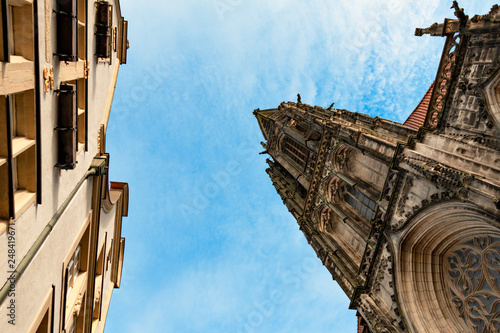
326, 176, 347, 204
332, 144, 355, 172
319, 206, 335, 234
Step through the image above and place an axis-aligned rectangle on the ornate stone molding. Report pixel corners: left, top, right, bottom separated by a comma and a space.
332, 144, 356, 173
389, 202, 500, 333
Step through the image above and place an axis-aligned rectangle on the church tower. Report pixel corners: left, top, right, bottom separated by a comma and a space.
255, 5, 500, 333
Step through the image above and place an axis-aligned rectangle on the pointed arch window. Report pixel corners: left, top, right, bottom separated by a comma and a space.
282, 136, 308, 167
344, 186, 376, 221
326, 176, 376, 221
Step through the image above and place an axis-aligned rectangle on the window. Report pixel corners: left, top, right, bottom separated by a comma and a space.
77, 0, 86, 60
305, 152, 316, 178
0, 91, 36, 220
28, 287, 54, 333
66, 244, 81, 297
0, 1, 6, 62
66, 79, 86, 153
1, 0, 34, 62
116, 237, 125, 288
62, 217, 90, 333
92, 236, 106, 332
344, 186, 376, 221
76, 78, 86, 149
261, 118, 274, 139
282, 136, 308, 168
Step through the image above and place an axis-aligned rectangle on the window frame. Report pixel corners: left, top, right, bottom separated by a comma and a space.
28, 286, 55, 333
60, 211, 92, 332
0, 91, 37, 221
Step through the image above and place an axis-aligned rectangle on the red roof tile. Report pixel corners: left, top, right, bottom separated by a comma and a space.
404, 82, 434, 130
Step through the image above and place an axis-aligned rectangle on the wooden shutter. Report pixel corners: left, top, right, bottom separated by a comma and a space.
56, 0, 77, 61
118, 18, 128, 64
0, 0, 9, 62
62, 267, 69, 330
56, 83, 77, 169
95, 2, 110, 58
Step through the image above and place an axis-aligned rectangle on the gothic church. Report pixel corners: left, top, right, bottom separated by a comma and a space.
255, 5, 500, 333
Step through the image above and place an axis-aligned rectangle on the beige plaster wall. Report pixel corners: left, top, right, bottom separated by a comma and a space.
0, 0, 125, 331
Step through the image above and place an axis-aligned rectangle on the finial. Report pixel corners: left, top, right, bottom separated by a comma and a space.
451, 1, 468, 25
297, 93, 302, 104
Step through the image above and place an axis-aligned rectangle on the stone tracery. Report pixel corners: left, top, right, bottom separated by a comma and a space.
394, 202, 500, 333
326, 176, 347, 204
332, 144, 355, 172
445, 236, 500, 333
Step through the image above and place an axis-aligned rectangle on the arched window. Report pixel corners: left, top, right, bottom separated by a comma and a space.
317, 205, 365, 266
282, 136, 308, 167
344, 186, 376, 221
326, 176, 377, 221
331, 144, 388, 192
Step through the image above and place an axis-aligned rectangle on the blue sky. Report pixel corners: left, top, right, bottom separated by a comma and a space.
104, 1, 497, 332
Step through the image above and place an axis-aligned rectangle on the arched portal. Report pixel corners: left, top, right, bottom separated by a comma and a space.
390, 202, 500, 333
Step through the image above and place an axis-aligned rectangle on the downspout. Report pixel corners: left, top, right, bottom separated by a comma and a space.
0, 157, 107, 305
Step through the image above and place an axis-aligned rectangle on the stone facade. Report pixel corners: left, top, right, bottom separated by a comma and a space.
255, 6, 500, 333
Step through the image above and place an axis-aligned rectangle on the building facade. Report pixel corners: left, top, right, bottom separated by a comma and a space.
255, 6, 500, 333
0, 0, 128, 332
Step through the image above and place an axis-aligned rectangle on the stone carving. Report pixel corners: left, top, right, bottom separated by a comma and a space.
332, 144, 355, 172
396, 175, 413, 213
383, 169, 398, 202
426, 31, 460, 129
303, 131, 333, 215
72, 293, 84, 316
445, 236, 500, 333
326, 177, 347, 204
319, 207, 335, 234
415, 22, 445, 37
95, 286, 102, 304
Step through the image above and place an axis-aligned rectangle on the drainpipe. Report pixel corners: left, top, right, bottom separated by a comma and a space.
0, 157, 107, 305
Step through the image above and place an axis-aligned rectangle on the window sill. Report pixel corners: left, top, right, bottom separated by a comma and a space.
77, 143, 85, 155
12, 136, 35, 158
0, 58, 34, 94
0, 220, 8, 236
59, 60, 86, 81
8, 0, 33, 6
9, 55, 31, 63
14, 189, 36, 219
91, 318, 101, 333
97, 58, 111, 64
